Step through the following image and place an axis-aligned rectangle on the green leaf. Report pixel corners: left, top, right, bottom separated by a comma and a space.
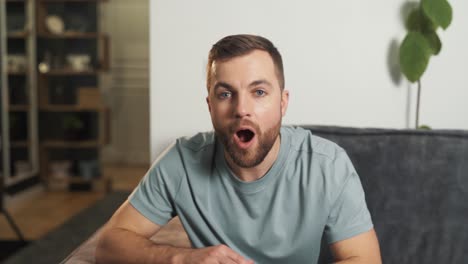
420, 10, 438, 33
423, 31, 442, 55
406, 8, 437, 33
399, 32, 432, 82
406, 9, 421, 31
422, 0, 452, 29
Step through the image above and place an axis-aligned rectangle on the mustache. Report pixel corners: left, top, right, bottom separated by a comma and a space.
228, 120, 260, 134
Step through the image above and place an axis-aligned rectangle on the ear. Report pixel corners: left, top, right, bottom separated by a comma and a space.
206, 96, 212, 113
281, 89, 289, 117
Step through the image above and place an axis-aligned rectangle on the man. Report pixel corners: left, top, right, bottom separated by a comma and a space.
96, 34, 381, 263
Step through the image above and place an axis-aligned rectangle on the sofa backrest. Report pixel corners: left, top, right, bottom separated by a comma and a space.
303, 125, 468, 264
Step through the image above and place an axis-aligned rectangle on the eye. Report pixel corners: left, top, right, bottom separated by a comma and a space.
255, 90, 266, 96
218, 91, 232, 99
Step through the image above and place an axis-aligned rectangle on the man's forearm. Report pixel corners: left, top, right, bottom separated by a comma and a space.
96, 227, 190, 264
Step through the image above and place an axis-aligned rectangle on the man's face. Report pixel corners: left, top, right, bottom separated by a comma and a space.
207, 50, 289, 168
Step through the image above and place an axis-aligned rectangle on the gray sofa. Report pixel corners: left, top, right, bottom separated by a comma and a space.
308, 126, 468, 263
5, 126, 468, 263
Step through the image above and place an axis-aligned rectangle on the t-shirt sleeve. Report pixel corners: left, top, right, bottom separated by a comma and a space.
129, 142, 182, 226
324, 150, 374, 244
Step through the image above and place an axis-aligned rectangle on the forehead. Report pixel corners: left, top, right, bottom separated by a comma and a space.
212, 50, 278, 84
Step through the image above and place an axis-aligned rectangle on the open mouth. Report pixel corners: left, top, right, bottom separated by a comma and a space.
236, 129, 255, 143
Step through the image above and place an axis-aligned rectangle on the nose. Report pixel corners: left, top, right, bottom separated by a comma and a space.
234, 92, 252, 118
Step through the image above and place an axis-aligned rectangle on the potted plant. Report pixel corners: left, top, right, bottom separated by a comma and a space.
62, 114, 84, 140
399, 0, 452, 128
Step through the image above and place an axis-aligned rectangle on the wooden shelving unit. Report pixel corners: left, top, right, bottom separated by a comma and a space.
35, 0, 111, 191
2, 0, 111, 192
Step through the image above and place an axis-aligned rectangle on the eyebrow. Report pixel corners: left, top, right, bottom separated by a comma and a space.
213, 82, 234, 91
249, 79, 273, 88
213, 79, 273, 91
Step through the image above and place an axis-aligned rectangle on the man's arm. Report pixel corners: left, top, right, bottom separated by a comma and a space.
95, 200, 253, 264
329, 228, 382, 264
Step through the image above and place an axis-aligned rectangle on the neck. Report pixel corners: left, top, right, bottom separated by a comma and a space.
225, 134, 281, 182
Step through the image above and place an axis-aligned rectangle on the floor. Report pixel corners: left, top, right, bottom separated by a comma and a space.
0, 165, 148, 240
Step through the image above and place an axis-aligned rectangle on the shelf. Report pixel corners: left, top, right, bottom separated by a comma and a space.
42, 140, 103, 148
39, 69, 100, 76
38, 32, 105, 39
9, 105, 30, 111
7, 31, 29, 38
39, 0, 108, 2
8, 71, 27, 76
40, 104, 106, 112
11, 141, 30, 148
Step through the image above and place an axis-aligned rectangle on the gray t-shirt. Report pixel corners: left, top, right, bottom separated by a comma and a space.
130, 126, 373, 263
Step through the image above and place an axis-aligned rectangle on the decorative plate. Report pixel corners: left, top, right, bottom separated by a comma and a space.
46, 15, 65, 35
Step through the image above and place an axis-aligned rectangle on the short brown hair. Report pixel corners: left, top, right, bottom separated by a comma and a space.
206, 34, 284, 91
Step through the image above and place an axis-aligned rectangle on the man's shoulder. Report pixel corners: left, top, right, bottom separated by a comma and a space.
147, 131, 217, 181
157, 131, 218, 167
151, 131, 216, 166
176, 130, 216, 152
283, 126, 345, 161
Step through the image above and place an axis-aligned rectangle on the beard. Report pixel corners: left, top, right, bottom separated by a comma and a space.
215, 118, 281, 168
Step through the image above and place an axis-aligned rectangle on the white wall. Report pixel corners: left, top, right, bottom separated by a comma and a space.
150, 0, 468, 160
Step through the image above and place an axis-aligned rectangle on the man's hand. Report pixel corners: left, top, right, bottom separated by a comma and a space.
174, 245, 254, 264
